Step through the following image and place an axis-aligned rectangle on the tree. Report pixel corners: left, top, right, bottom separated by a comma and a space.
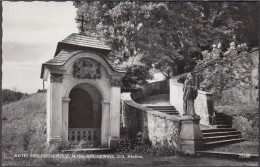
194, 42, 255, 102
73, 1, 258, 89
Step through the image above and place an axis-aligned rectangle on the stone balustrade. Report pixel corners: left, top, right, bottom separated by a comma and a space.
121, 93, 180, 146
68, 128, 100, 144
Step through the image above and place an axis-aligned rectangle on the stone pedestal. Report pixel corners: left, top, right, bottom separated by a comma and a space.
179, 115, 203, 155
48, 136, 62, 146
109, 136, 120, 151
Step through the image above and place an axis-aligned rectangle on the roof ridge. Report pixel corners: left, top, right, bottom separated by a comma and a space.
59, 33, 111, 51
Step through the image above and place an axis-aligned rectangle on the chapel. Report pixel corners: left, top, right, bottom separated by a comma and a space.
40, 33, 126, 149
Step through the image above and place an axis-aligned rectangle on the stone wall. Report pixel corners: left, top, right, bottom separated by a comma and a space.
218, 87, 258, 106
131, 80, 169, 101
121, 93, 180, 145
169, 78, 214, 126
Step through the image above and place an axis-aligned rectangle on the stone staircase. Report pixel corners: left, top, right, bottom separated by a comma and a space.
201, 114, 245, 149
196, 114, 251, 159
146, 105, 244, 148
145, 105, 179, 115
146, 105, 253, 159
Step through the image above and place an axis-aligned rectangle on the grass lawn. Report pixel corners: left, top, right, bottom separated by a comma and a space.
2, 92, 258, 166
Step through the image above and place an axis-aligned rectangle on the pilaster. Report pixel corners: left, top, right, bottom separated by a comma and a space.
101, 100, 110, 148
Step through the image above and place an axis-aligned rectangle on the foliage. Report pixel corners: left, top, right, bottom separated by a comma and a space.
120, 54, 153, 90
74, 1, 258, 86
2, 93, 46, 165
215, 104, 258, 142
2, 93, 106, 166
118, 130, 179, 156
194, 42, 256, 102
2, 89, 28, 104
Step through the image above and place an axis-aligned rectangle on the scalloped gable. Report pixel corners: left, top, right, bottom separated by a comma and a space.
41, 33, 126, 78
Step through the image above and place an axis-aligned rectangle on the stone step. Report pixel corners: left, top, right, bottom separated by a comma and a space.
202, 131, 241, 137
147, 108, 177, 111
215, 121, 227, 124
216, 117, 224, 120
196, 151, 259, 161
146, 106, 176, 110
145, 106, 179, 115
158, 110, 178, 113
202, 134, 243, 142
209, 125, 232, 129
162, 112, 179, 115
201, 128, 236, 133
215, 125, 231, 128
203, 138, 245, 147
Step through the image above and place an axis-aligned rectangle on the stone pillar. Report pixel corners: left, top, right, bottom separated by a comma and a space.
101, 100, 110, 148
179, 115, 203, 155
109, 80, 121, 150
48, 73, 63, 145
62, 97, 70, 143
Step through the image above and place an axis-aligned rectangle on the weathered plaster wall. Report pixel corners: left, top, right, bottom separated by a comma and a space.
46, 72, 51, 142
63, 56, 111, 100
169, 79, 214, 125
45, 52, 124, 146
121, 93, 180, 145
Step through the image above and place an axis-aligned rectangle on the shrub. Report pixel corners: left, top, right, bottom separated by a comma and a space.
2, 89, 29, 104
2, 92, 107, 166
195, 42, 257, 103
215, 104, 258, 142
2, 93, 47, 165
117, 131, 179, 156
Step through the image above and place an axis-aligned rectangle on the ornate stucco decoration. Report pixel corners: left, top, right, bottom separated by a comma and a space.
111, 79, 122, 87
73, 59, 101, 79
51, 74, 63, 83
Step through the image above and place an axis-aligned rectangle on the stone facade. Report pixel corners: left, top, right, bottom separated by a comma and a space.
121, 93, 180, 146
121, 80, 204, 155
41, 33, 126, 148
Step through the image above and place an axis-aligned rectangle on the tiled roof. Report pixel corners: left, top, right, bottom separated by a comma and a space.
60, 33, 111, 51
45, 49, 82, 66
41, 33, 125, 78
44, 49, 126, 73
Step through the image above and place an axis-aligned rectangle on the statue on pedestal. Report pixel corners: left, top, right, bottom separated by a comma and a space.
183, 73, 198, 116
180, 73, 203, 155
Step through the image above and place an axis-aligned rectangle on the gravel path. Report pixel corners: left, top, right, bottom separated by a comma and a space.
209, 141, 259, 154
106, 154, 258, 166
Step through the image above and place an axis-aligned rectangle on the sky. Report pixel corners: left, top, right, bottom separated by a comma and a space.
2, 1, 78, 93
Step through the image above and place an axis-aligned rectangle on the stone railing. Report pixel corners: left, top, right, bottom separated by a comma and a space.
121, 93, 180, 145
169, 76, 215, 126
131, 80, 169, 101
68, 128, 100, 145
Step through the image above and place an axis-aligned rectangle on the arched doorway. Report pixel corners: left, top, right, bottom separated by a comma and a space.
68, 85, 102, 147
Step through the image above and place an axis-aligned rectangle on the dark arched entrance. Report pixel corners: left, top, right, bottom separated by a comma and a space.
68, 87, 101, 147
69, 88, 93, 128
